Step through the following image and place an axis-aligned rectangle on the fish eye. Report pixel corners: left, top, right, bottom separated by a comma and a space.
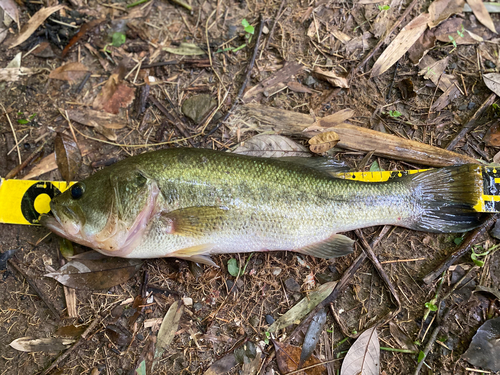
70, 183, 85, 199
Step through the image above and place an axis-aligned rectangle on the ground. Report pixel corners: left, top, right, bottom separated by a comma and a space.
0, 0, 499, 374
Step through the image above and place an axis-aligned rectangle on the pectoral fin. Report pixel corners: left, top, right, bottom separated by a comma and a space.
161, 206, 230, 237
168, 243, 218, 267
298, 234, 354, 259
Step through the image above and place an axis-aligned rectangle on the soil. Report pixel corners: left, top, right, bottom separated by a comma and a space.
0, 0, 499, 374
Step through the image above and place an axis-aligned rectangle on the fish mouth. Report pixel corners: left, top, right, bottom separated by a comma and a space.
40, 206, 82, 239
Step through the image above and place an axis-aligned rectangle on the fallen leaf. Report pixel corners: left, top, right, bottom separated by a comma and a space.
49, 62, 89, 83
309, 131, 340, 154
181, 94, 216, 123
9, 5, 64, 48
62, 18, 104, 58
233, 134, 310, 158
106, 323, 132, 348
408, 29, 436, 64
463, 317, 500, 371
305, 108, 356, 131
371, 13, 430, 77
473, 285, 500, 300
300, 308, 327, 367
45, 254, 143, 290
204, 353, 238, 375
433, 17, 491, 44
0, 0, 19, 25
389, 321, 418, 351
483, 121, 500, 146
287, 81, 314, 94
466, 0, 497, 33
464, 2, 500, 12
54, 324, 87, 339
66, 108, 126, 129
154, 301, 184, 362
274, 341, 326, 375
341, 327, 380, 375
428, 0, 465, 28
32, 41, 56, 58
54, 132, 82, 184
10, 337, 75, 352
484, 73, 500, 96
313, 67, 349, 88
164, 42, 205, 55
93, 72, 135, 114
268, 281, 337, 333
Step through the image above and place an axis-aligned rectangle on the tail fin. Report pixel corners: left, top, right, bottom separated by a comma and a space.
407, 164, 483, 233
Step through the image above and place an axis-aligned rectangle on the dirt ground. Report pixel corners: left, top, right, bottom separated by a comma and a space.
0, 0, 499, 374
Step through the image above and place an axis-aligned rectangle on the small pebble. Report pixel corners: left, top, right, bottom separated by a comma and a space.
272, 267, 282, 276
136, 333, 144, 341
182, 297, 193, 306
193, 302, 203, 312
467, 102, 476, 110
236, 279, 244, 289
305, 75, 317, 87
226, 279, 234, 291
265, 314, 275, 324
485, 60, 496, 69
285, 277, 301, 292
449, 62, 457, 70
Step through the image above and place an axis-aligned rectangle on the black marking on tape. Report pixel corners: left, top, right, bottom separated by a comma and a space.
21, 182, 61, 224
482, 167, 500, 196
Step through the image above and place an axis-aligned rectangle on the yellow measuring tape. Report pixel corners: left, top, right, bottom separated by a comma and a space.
1, 166, 499, 225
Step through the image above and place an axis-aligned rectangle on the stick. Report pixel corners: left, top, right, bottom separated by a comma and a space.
351, 0, 419, 76
5, 139, 49, 179
205, 15, 265, 138
8, 258, 60, 319
1, 103, 21, 164
422, 214, 498, 285
41, 316, 101, 375
265, 0, 286, 50
445, 93, 497, 150
413, 324, 441, 375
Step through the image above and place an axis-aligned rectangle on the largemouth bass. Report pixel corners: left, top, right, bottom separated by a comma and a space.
41, 148, 482, 266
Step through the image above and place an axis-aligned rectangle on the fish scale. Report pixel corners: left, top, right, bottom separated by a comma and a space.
40, 148, 482, 265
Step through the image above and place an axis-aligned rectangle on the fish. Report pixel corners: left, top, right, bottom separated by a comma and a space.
41, 148, 483, 266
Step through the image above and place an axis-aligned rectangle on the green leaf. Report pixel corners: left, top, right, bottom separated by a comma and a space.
111, 32, 126, 47
388, 110, 402, 118
369, 160, 383, 172
241, 19, 254, 35
17, 119, 29, 124
454, 236, 463, 246
418, 350, 425, 363
227, 258, 240, 277
378, 5, 390, 10
425, 302, 438, 311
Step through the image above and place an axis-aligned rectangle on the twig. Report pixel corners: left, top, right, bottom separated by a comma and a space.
413, 324, 441, 375
445, 93, 497, 150
41, 316, 101, 375
351, 0, 419, 77
1, 103, 21, 165
148, 95, 195, 146
265, 0, 286, 50
286, 225, 392, 344
5, 139, 49, 179
423, 214, 498, 285
8, 258, 60, 319
205, 15, 265, 139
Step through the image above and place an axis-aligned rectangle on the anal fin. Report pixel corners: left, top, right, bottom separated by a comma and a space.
168, 243, 218, 267
298, 234, 354, 259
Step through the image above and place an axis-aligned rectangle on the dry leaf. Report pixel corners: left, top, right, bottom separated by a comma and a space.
484, 73, 500, 96
0, 0, 19, 25
305, 108, 356, 131
309, 131, 340, 153
9, 5, 64, 48
45, 254, 143, 290
66, 108, 126, 129
463, 317, 500, 371
204, 354, 237, 375
371, 13, 430, 77
464, 2, 500, 12
313, 67, 349, 88
466, 0, 497, 33
274, 341, 326, 375
93, 73, 135, 114
233, 134, 310, 158
54, 132, 82, 184
268, 281, 337, 333
433, 17, 491, 44
287, 81, 313, 93
408, 29, 436, 64
428, 0, 465, 28
49, 62, 89, 83
300, 308, 327, 367
10, 337, 75, 352
483, 122, 500, 146
154, 301, 184, 361
341, 327, 380, 375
